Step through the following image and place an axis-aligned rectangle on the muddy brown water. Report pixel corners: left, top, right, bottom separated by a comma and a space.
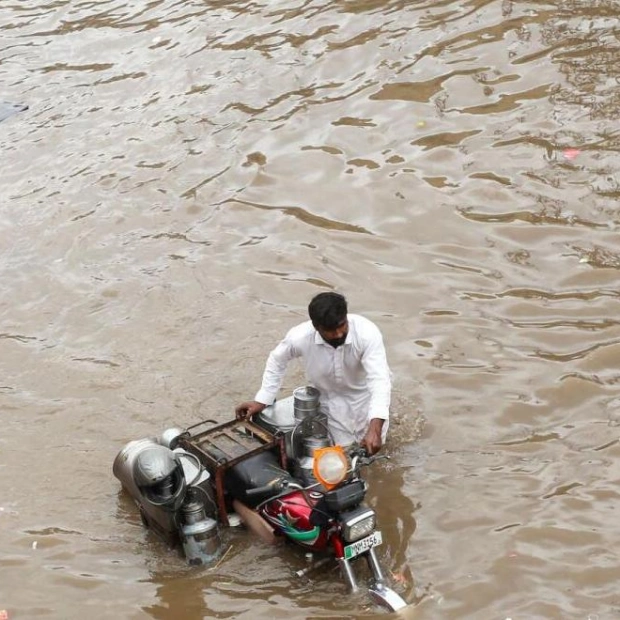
1, 1, 619, 618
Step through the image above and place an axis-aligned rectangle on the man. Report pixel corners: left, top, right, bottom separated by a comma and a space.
235, 292, 391, 454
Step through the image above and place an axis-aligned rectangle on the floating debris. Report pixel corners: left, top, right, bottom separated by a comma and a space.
563, 148, 581, 160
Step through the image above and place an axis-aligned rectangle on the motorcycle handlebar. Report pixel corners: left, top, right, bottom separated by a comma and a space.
245, 479, 302, 498
245, 452, 389, 498
245, 482, 281, 498
350, 448, 389, 470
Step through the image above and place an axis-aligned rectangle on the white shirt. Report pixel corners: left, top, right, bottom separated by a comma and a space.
255, 314, 391, 445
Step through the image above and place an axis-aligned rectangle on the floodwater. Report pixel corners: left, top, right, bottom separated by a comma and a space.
1, 0, 619, 618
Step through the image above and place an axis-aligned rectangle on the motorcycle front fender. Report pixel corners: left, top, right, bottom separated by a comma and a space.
335, 540, 408, 612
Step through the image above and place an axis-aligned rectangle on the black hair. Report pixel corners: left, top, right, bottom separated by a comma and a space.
308, 292, 348, 329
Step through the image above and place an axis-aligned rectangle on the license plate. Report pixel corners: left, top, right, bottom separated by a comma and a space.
344, 531, 382, 560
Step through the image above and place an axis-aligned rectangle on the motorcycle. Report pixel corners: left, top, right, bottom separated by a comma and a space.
112, 387, 407, 612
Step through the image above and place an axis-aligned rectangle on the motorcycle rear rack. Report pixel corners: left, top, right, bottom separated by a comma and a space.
177, 418, 287, 526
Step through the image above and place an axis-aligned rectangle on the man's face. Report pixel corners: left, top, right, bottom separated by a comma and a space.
316, 319, 348, 348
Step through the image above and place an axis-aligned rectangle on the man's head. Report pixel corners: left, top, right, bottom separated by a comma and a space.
308, 292, 348, 348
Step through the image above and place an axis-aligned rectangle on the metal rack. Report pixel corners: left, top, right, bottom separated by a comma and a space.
177, 418, 286, 526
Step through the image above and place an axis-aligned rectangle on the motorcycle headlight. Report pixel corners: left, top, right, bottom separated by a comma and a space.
341, 507, 376, 542
313, 446, 348, 489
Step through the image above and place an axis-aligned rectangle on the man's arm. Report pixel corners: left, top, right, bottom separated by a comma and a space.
235, 400, 267, 419
254, 334, 298, 404
360, 322, 391, 453
236, 330, 299, 419
361, 417, 385, 455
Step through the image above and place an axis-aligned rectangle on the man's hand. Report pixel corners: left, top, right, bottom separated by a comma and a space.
361, 418, 384, 455
235, 400, 267, 420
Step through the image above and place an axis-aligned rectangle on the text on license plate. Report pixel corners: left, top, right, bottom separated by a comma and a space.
344, 531, 382, 560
